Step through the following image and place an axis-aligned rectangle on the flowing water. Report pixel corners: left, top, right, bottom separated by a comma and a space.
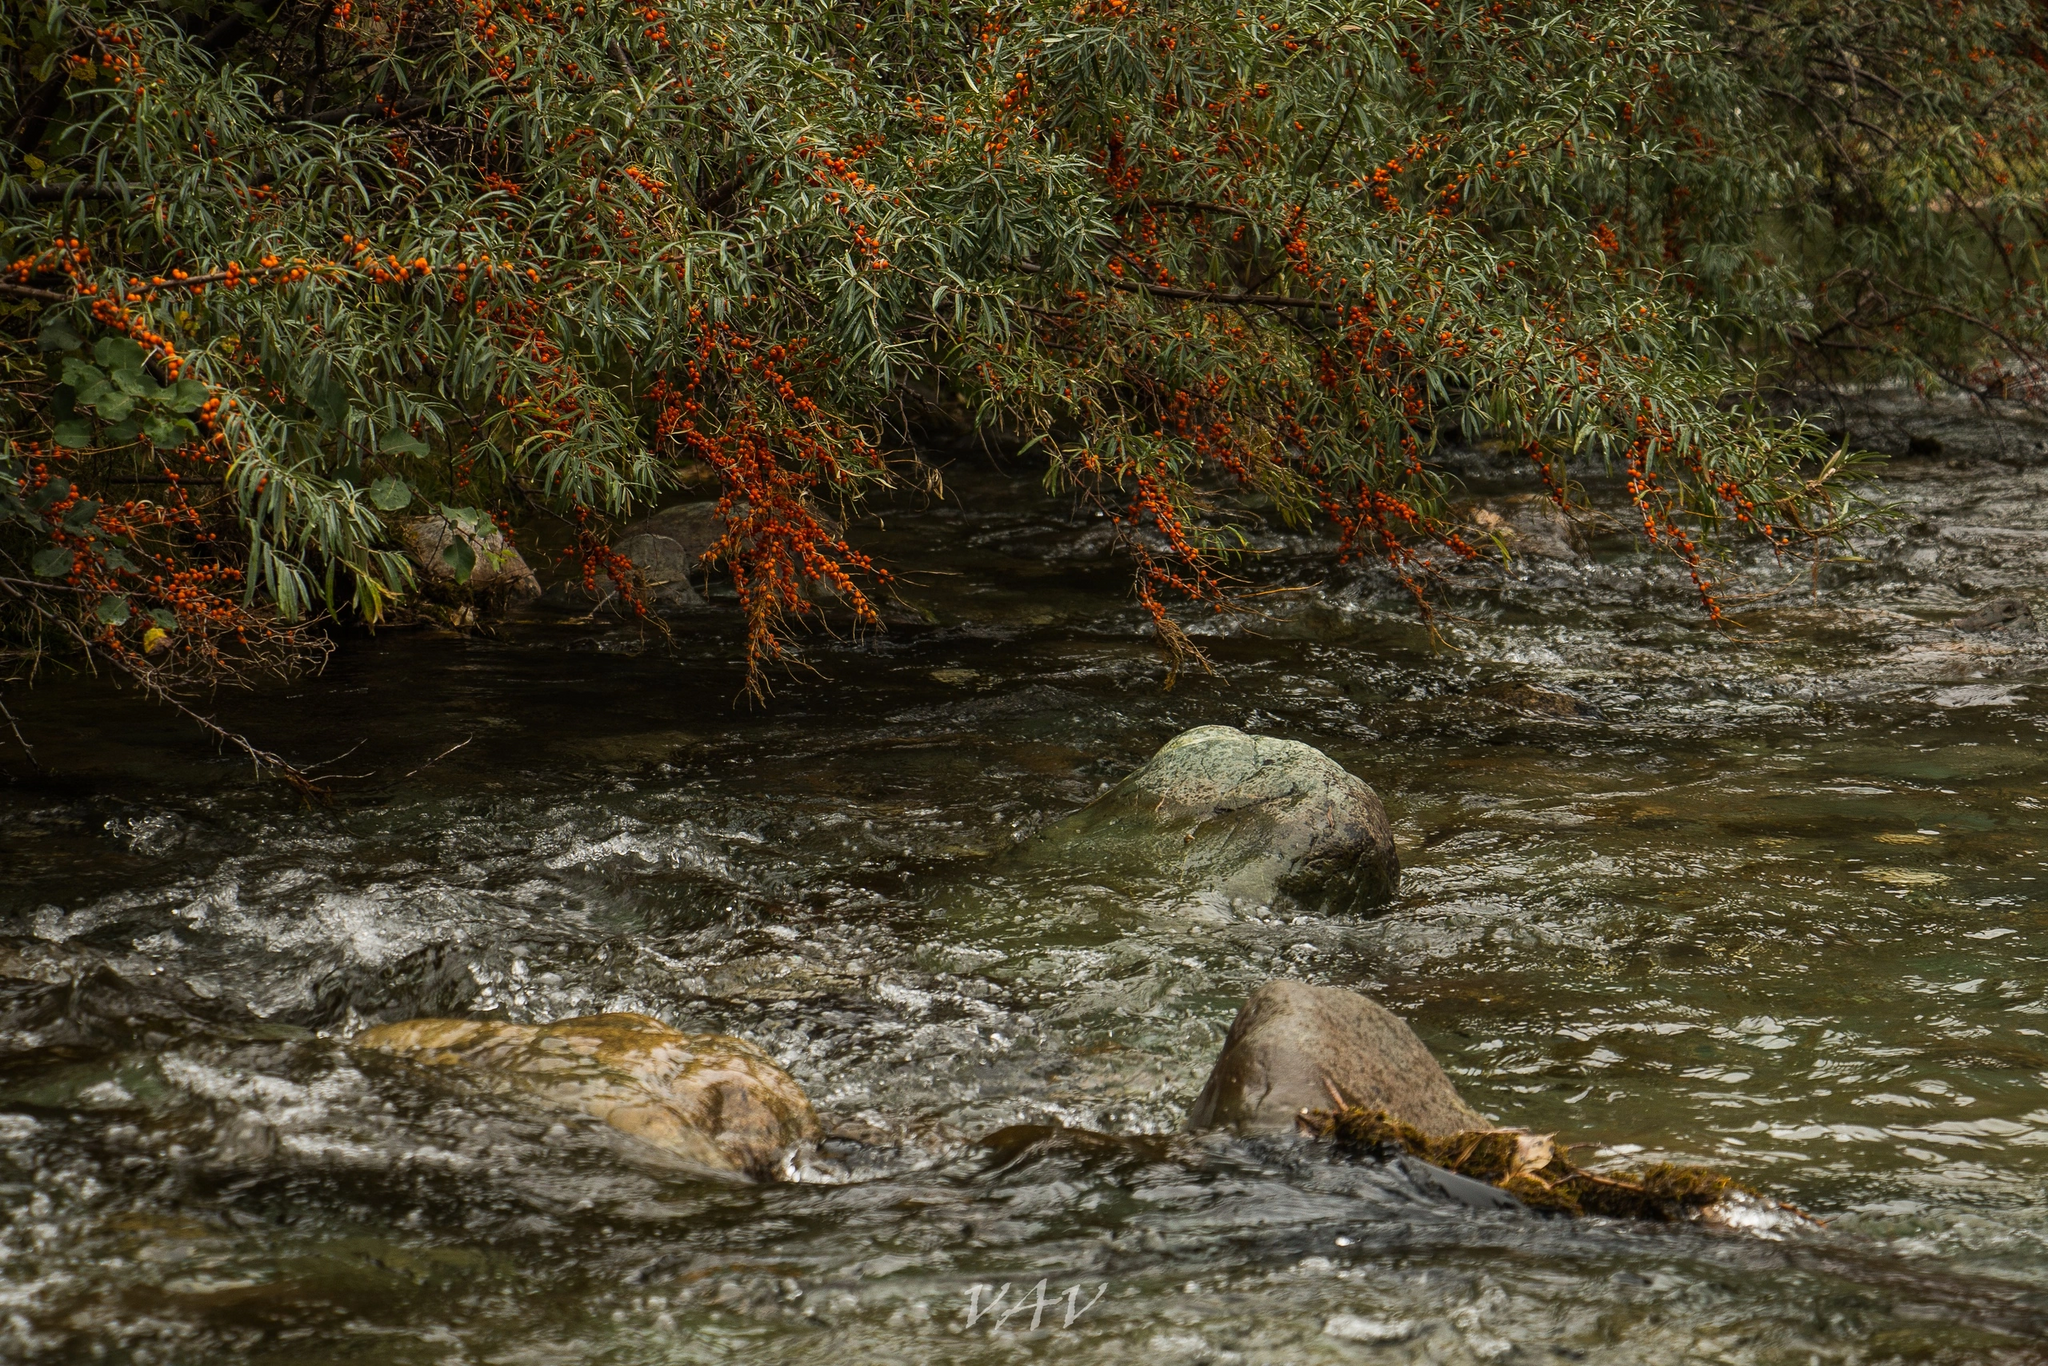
4, 411, 2048, 1364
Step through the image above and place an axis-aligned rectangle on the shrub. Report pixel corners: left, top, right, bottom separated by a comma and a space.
12, 0, 2021, 743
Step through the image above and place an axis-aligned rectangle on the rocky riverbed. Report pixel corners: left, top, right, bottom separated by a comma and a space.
2, 428, 2048, 1362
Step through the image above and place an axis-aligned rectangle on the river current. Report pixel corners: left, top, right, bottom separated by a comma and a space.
4, 406, 2048, 1363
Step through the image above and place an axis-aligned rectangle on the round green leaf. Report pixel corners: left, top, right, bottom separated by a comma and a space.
368, 477, 413, 511
93, 337, 144, 370
60, 358, 105, 388
32, 547, 72, 578
441, 537, 477, 584
113, 367, 161, 399
92, 390, 136, 422
160, 379, 210, 413
95, 595, 131, 626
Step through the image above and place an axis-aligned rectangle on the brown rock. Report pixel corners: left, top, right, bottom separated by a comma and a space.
353, 1012, 820, 1180
1186, 980, 1485, 1136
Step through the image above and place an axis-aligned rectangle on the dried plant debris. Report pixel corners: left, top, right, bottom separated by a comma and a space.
1299, 1106, 1744, 1222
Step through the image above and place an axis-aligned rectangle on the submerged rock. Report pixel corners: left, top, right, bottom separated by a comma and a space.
1031, 725, 1399, 915
1302, 1103, 1814, 1229
1186, 979, 1485, 1136
1470, 680, 1603, 719
353, 1012, 819, 1180
1952, 596, 2037, 634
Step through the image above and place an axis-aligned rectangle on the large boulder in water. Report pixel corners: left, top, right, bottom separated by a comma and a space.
1030, 725, 1398, 915
610, 502, 724, 606
1186, 979, 1485, 1136
543, 503, 718, 610
353, 1012, 819, 1180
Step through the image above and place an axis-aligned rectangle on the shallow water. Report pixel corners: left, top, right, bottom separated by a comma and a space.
3, 436, 2048, 1363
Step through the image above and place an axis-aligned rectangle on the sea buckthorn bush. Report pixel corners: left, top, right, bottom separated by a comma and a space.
2, 0, 2036, 727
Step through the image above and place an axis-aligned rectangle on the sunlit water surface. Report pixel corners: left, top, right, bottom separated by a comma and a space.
3, 426, 2048, 1363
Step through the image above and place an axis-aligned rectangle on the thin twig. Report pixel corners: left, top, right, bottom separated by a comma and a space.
113, 660, 325, 798
0, 690, 38, 769
400, 734, 473, 780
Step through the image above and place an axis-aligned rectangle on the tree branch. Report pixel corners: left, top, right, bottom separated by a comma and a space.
1014, 259, 1335, 311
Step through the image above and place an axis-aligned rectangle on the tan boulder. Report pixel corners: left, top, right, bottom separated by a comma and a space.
1463, 494, 1585, 563
353, 1012, 819, 1180
398, 515, 541, 598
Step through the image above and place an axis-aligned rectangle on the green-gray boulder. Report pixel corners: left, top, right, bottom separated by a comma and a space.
1029, 725, 1398, 915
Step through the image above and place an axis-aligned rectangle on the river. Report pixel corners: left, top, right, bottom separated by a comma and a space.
3, 415, 2046, 1363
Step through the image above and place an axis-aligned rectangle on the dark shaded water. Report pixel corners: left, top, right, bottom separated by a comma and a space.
3, 430, 2048, 1363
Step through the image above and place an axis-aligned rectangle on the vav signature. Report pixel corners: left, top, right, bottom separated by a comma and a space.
963, 1279, 1108, 1332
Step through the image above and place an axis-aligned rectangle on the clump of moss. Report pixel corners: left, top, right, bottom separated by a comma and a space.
1300, 1106, 1743, 1222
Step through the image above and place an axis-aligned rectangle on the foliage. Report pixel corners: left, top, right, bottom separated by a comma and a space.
1709, 0, 2048, 399
3, 0, 1986, 733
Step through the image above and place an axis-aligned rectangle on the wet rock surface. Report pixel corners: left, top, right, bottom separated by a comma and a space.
1026, 725, 1399, 915
541, 502, 720, 611
1187, 979, 1486, 1136
353, 1012, 819, 1179
1469, 680, 1603, 719
1953, 596, 2038, 633
613, 503, 724, 607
